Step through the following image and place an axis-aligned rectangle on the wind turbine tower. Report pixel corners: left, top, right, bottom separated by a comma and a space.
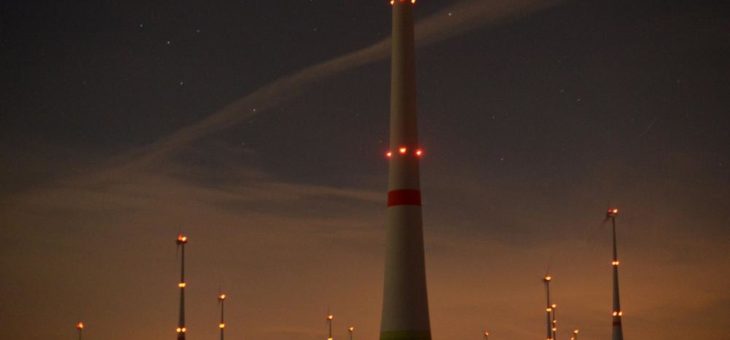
607, 208, 624, 340
543, 275, 553, 340
76, 321, 84, 340
218, 293, 227, 340
327, 312, 334, 340
380, 0, 432, 340
176, 233, 189, 340
551, 303, 558, 340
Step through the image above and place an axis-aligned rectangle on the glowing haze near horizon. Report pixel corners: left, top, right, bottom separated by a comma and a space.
1, 0, 728, 339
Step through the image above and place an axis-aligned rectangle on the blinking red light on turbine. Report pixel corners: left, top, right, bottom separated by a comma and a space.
390, 0, 416, 5
607, 208, 619, 217
386, 147, 424, 158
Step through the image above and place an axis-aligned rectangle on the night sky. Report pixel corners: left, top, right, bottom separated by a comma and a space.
1, 0, 729, 339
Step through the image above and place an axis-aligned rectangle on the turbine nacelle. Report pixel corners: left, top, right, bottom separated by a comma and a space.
606, 208, 619, 218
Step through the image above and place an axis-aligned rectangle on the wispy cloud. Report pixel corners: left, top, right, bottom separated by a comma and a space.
114, 0, 566, 172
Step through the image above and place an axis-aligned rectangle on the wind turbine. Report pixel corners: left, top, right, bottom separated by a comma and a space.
218, 293, 227, 340
175, 233, 188, 339
606, 208, 624, 340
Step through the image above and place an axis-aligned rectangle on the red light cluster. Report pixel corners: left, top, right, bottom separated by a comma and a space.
606, 208, 619, 217
386, 146, 424, 158
390, 0, 416, 5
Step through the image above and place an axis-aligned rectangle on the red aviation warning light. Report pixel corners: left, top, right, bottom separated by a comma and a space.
607, 208, 619, 218
176, 233, 188, 244
76, 321, 84, 340
390, 0, 416, 5
386, 147, 425, 159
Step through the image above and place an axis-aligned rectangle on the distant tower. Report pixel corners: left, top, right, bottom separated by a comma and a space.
606, 208, 624, 340
76, 321, 84, 340
551, 303, 558, 340
218, 293, 227, 340
570, 329, 579, 340
543, 275, 553, 340
380, 1, 432, 340
327, 312, 334, 340
176, 233, 189, 340
348, 326, 355, 340
483, 329, 489, 340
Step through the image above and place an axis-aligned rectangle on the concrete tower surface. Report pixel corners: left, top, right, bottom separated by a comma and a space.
607, 208, 624, 340
379, 1, 431, 340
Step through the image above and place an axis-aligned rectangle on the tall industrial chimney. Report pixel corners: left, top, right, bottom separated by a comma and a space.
606, 208, 624, 340
379, 1, 432, 340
